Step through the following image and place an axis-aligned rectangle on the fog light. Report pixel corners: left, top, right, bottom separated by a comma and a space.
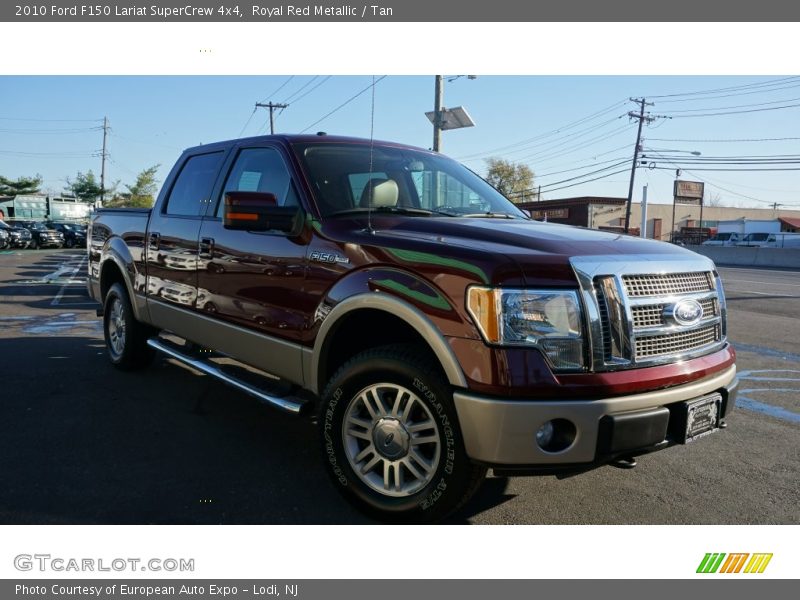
535, 419, 577, 453
536, 421, 555, 448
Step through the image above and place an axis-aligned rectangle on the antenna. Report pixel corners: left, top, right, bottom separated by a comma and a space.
366, 75, 376, 234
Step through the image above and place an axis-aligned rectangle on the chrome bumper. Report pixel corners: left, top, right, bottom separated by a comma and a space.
453, 365, 737, 466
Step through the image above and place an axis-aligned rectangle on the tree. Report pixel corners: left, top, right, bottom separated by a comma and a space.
484, 158, 534, 201
105, 165, 160, 208
0, 174, 43, 196
706, 191, 722, 207
67, 170, 105, 202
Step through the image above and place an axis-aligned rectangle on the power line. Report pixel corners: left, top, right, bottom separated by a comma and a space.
647, 76, 800, 100
0, 126, 102, 134
299, 76, 387, 134
646, 136, 800, 143
0, 116, 103, 122
664, 102, 800, 118
259, 76, 294, 103
282, 76, 320, 103
455, 99, 628, 160
237, 107, 257, 138
534, 168, 630, 195
535, 156, 630, 178
513, 123, 634, 164
535, 160, 631, 189
655, 81, 800, 104
290, 75, 332, 104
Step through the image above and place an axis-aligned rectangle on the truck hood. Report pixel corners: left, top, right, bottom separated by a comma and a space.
377, 217, 703, 284
323, 215, 708, 287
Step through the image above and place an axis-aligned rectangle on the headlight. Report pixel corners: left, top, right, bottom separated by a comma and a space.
467, 287, 585, 370
40, 232, 48, 239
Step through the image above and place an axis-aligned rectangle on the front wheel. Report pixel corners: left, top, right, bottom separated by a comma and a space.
320, 345, 486, 523
103, 282, 156, 370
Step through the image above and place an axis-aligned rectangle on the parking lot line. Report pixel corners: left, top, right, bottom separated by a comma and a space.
50, 255, 88, 306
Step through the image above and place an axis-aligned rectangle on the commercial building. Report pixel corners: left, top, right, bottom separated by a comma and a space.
517, 196, 800, 241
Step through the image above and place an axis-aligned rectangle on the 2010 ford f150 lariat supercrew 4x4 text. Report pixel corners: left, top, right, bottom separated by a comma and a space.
88, 134, 737, 522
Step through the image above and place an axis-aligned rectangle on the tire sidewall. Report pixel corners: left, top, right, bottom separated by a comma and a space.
321, 352, 471, 522
103, 283, 134, 366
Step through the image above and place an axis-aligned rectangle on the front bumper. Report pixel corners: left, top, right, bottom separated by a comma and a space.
453, 364, 737, 467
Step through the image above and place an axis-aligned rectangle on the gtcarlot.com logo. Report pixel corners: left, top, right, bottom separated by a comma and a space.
697, 553, 773, 574
14, 554, 195, 573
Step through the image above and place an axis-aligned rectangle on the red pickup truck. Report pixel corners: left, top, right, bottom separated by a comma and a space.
88, 134, 737, 522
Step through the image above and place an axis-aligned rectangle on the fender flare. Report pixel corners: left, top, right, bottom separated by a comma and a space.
309, 293, 468, 395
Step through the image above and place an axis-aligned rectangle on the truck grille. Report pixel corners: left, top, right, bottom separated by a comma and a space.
622, 272, 712, 297
635, 324, 720, 360
631, 298, 718, 329
572, 258, 727, 371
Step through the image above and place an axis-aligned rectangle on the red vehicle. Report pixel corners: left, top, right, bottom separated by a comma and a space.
88, 135, 737, 522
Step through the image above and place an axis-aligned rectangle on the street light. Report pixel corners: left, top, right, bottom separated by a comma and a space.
426, 75, 476, 152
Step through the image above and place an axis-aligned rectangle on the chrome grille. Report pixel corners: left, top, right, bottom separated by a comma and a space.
635, 325, 721, 360
631, 298, 719, 329
573, 256, 727, 372
594, 281, 613, 360
622, 272, 712, 297
631, 304, 667, 328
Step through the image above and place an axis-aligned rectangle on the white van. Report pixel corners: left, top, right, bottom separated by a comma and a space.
737, 232, 800, 248
763, 233, 800, 248
703, 232, 742, 246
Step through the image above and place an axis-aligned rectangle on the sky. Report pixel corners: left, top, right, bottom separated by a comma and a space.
1, 75, 799, 210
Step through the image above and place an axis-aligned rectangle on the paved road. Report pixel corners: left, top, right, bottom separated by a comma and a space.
0, 250, 797, 524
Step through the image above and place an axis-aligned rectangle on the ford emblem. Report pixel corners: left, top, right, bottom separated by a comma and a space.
665, 299, 703, 326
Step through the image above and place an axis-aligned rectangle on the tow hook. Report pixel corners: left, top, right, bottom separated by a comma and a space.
611, 456, 637, 469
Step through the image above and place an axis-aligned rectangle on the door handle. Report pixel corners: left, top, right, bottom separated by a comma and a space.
199, 237, 215, 258
148, 232, 160, 250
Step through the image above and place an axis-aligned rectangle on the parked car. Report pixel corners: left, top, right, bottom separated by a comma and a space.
46, 221, 88, 248
0, 220, 32, 248
0, 225, 8, 249
88, 134, 737, 522
18, 221, 64, 249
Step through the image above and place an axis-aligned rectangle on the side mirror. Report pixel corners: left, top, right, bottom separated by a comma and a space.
223, 191, 303, 235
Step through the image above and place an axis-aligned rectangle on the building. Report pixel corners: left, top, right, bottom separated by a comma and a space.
518, 196, 800, 241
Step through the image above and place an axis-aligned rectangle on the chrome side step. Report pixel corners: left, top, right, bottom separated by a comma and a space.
147, 338, 309, 416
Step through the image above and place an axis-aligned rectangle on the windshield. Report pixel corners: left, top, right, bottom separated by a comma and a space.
293, 142, 527, 219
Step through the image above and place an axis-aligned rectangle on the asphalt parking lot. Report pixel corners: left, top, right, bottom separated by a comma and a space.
0, 249, 797, 524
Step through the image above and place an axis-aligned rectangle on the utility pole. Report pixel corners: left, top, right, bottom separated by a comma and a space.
432, 75, 444, 152
100, 116, 109, 205
255, 102, 289, 135
624, 98, 655, 233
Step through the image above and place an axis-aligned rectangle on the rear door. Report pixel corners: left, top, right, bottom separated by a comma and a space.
146, 150, 226, 310
196, 143, 310, 344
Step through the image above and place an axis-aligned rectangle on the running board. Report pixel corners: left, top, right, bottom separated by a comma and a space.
147, 338, 309, 416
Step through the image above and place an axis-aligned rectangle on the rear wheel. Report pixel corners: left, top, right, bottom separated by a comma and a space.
103, 282, 155, 370
320, 345, 486, 523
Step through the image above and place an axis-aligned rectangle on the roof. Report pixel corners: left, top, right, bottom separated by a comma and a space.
182, 134, 432, 156
779, 217, 800, 229
517, 196, 627, 209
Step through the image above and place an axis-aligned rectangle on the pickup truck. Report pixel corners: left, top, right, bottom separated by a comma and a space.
88, 134, 737, 522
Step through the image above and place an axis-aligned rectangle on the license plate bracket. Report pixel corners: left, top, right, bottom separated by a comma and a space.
682, 393, 722, 443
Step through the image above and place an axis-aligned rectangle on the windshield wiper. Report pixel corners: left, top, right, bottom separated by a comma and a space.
329, 206, 439, 217
460, 211, 521, 219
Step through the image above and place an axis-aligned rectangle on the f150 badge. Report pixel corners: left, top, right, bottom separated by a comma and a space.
664, 298, 703, 326
310, 250, 350, 264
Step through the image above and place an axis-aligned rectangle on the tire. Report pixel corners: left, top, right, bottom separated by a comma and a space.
65, 238, 75, 248
103, 282, 156, 370
319, 345, 487, 523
